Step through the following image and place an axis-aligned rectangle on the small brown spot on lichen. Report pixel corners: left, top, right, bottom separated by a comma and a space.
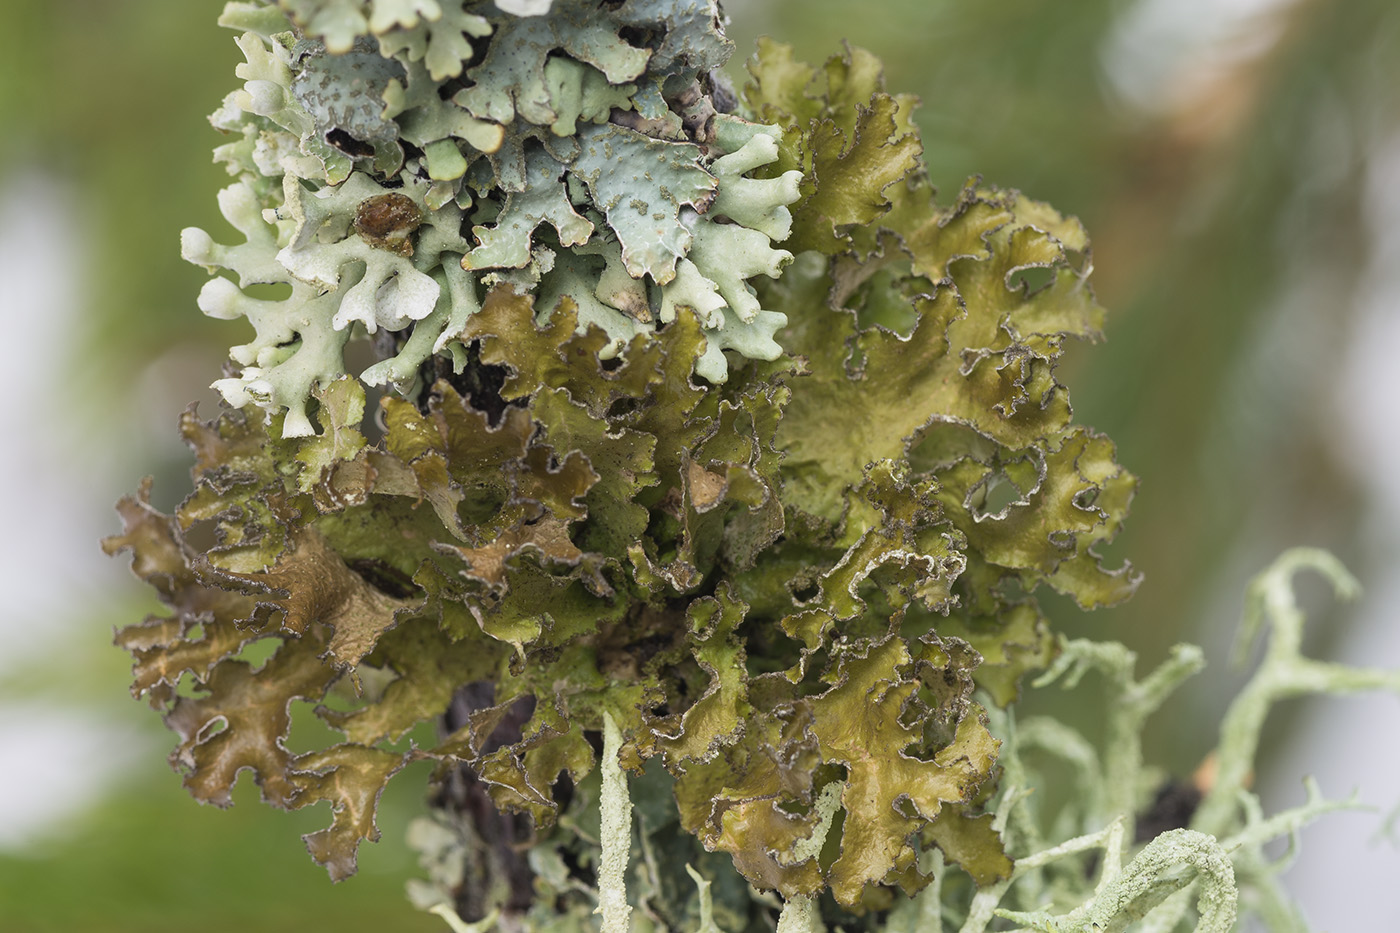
354, 193, 422, 257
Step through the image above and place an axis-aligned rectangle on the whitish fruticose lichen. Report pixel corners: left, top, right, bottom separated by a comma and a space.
187, 0, 802, 436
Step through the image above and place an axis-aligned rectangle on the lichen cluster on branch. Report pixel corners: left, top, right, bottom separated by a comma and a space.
106, 2, 1164, 931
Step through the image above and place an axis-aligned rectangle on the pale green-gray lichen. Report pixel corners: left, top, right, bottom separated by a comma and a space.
189, 0, 801, 435
963, 548, 1400, 933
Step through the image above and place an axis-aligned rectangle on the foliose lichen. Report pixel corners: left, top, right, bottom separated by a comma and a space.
106, 4, 1181, 931
189, 0, 803, 436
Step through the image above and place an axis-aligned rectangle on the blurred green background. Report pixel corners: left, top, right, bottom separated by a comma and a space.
2, 0, 1397, 930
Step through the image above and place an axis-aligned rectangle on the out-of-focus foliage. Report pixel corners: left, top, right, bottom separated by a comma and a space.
0, 2, 236, 382
104, 4, 1135, 927
0, 769, 440, 933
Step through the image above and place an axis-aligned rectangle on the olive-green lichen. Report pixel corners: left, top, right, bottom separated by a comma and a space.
111, 8, 1181, 932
